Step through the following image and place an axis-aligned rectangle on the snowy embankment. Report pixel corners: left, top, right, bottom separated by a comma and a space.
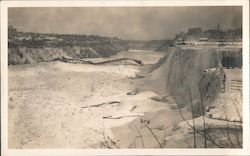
110, 47, 242, 148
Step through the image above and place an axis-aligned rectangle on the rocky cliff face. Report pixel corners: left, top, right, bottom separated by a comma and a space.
8, 44, 128, 65
9, 47, 96, 65
8, 34, 129, 65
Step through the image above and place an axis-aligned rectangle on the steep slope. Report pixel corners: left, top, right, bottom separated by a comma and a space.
8, 45, 129, 65
8, 47, 100, 65
8, 35, 129, 65
143, 48, 220, 106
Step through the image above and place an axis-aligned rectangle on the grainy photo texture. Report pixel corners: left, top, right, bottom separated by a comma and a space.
8, 6, 242, 149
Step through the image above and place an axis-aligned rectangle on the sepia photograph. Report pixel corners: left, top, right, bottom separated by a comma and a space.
1, 0, 250, 155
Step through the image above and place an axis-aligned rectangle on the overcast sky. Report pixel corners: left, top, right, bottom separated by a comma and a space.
8, 7, 242, 40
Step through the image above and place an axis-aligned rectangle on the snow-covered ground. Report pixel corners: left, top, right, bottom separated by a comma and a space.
8, 62, 139, 148
8, 50, 166, 148
8, 49, 242, 148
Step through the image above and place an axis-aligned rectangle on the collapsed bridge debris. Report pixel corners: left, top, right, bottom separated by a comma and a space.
53, 56, 143, 66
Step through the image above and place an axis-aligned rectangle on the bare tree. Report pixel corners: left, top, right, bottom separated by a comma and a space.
188, 88, 197, 148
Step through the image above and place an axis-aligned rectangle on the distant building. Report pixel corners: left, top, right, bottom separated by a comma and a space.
199, 38, 208, 42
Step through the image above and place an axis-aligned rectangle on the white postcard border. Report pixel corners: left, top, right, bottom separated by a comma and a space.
1, 0, 249, 155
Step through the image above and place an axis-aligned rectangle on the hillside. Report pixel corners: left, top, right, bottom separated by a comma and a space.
8, 31, 129, 65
